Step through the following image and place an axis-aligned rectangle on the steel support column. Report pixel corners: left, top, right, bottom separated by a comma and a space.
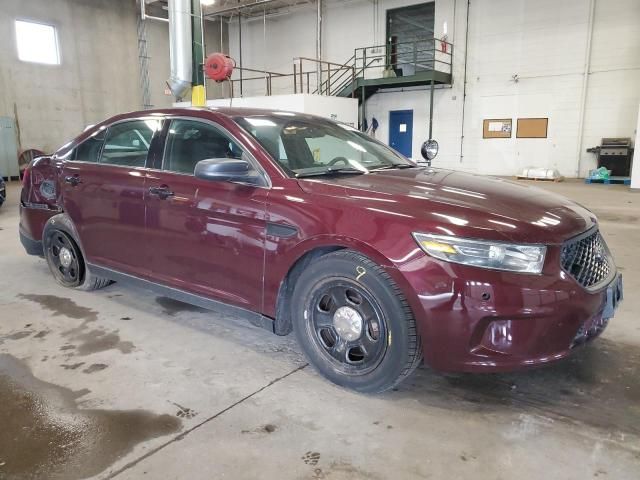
428, 78, 435, 140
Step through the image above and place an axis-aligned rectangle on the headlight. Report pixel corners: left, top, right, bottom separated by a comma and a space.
413, 233, 546, 274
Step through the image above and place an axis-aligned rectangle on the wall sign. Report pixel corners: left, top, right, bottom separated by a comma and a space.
517, 118, 548, 138
483, 119, 512, 138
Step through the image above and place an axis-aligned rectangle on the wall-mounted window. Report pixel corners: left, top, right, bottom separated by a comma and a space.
15, 20, 60, 65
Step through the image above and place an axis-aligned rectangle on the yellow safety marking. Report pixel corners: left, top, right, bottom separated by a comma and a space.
191, 85, 206, 107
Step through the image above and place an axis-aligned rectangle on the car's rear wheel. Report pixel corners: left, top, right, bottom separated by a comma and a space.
43, 217, 112, 291
291, 250, 422, 393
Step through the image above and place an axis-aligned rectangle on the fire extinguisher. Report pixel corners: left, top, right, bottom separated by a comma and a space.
440, 34, 448, 54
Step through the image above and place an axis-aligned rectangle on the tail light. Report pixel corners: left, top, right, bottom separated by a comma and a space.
22, 164, 31, 187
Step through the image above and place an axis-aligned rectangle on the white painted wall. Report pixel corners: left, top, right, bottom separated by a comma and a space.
0, 0, 228, 153
0, 0, 140, 153
182, 93, 359, 127
227, 0, 640, 177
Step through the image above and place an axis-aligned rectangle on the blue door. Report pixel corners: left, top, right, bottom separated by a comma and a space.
389, 110, 413, 158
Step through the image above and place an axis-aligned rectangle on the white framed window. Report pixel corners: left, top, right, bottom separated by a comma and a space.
15, 20, 60, 65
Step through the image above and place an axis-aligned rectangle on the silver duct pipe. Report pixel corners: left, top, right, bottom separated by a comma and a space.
167, 0, 193, 99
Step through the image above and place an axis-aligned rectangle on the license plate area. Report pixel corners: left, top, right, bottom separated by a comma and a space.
572, 274, 622, 347
602, 274, 623, 320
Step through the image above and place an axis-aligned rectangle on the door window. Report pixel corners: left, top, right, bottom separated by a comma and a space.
163, 119, 244, 175
74, 130, 106, 163
100, 120, 159, 167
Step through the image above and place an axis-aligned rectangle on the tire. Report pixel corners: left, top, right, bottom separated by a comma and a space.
43, 216, 112, 291
291, 249, 422, 393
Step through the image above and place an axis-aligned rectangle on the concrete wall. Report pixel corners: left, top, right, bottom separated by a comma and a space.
0, 0, 140, 154
0, 0, 227, 154
228, 0, 640, 177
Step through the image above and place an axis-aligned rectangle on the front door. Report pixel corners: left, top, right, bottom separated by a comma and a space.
144, 118, 268, 311
61, 119, 161, 276
389, 110, 413, 158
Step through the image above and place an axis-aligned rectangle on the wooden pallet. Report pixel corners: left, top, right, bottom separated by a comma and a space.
584, 176, 631, 185
515, 175, 564, 182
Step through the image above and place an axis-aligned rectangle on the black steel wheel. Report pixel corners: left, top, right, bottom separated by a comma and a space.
42, 215, 113, 291
292, 250, 422, 393
45, 230, 84, 288
307, 280, 388, 375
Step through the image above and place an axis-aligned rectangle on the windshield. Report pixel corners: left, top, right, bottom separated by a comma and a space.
234, 114, 415, 177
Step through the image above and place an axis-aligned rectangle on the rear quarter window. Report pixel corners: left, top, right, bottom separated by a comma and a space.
74, 131, 106, 163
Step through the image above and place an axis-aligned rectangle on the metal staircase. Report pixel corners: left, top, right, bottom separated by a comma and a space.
295, 37, 453, 104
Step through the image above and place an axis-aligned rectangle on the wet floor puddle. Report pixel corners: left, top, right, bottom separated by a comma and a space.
16, 294, 98, 322
394, 339, 640, 436
155, 296, 208, 316
0, 354, 181, 480
13, 294, 135, 356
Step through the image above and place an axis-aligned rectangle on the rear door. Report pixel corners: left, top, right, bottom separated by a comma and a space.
61, 118, 162, 276
144, 118, 268, 310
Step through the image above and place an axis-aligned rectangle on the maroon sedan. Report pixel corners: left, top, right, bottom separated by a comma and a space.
19, 107, 623, 393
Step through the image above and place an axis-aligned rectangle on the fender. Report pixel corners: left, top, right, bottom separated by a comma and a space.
42, 213, 86, 258
267, 234, 428, 340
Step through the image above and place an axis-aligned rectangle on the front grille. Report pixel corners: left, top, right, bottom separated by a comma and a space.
560, 229, 612, 290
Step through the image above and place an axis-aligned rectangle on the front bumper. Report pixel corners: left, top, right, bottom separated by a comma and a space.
399, 248, 621, 373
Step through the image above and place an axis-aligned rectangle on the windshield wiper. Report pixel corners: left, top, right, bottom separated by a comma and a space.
370, 164, 417, 172
295, 167, 367, 178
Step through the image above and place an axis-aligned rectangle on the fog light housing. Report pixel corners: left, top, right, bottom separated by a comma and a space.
485, 320, 514, 351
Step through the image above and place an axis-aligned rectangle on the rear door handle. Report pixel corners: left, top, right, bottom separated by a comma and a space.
64, 175, 81, 186
148, 185, 175, 200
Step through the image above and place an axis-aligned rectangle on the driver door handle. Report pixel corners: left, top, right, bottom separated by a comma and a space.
148, 185, 175, 200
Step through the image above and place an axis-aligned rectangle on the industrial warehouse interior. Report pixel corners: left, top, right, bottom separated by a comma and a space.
0, 0, 639, 479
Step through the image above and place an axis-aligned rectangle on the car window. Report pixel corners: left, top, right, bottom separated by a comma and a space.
235, 116, 412, 176
163, 119, 244, 175
100, 120, 158, 167
74, 130, 106, 163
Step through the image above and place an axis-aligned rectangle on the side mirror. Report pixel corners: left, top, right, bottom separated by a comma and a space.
194, 158, 261, 184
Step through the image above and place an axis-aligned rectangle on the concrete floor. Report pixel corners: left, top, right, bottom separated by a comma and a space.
0, 179, 639, 480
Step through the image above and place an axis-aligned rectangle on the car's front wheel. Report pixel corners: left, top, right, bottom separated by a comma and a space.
291, 250, 422, 393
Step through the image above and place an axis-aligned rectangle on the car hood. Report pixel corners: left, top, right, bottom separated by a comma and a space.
297, 168, 596, 244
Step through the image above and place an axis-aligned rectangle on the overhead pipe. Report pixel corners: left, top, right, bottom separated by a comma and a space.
167, 0, 193, 99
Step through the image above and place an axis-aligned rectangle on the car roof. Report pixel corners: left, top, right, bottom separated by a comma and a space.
56, 106, 334, 157
108, 106, 325, 122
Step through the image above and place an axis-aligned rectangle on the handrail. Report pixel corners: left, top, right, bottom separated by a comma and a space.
317, 53, 356, 92
329, 57, 380, 96
293, 57, 356, 96
293, 57, 354, 70
354, 38, 454, 56
316, 53, 362, 95
324, 37, 454, 97
217, 37, 453, 99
